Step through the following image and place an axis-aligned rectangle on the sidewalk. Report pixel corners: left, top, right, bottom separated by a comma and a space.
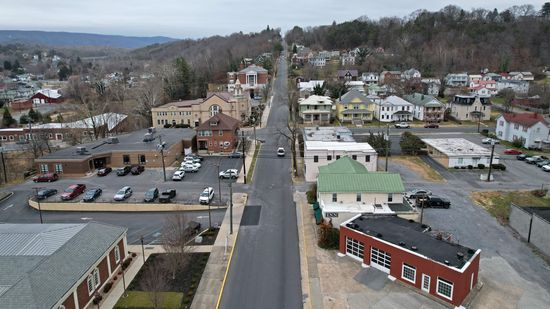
191, 192, 248, 309
237, 140, 256, 184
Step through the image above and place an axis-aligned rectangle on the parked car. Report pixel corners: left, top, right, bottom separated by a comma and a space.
277, 147, 285, 157
526, 156, 548, 164
116, 166, 131, 176
113, 186, 132, 201
144, 188, 159, 202
184, 156, 201, 163
219, 169, 239, 179
424, 196, 451, 208
199, 187, 214, 205
406, 189, 432, 200
188, 154, 204, 161
481, 138, 499, 144
228, 151, 244, 158
536, 160, 550, 168
97, 167, 112, 176
517, 154, 530, 161
35, 188, 57, 200
180, 164, 199, 173
394, 122, 410, 129
504, 149, 522, 155
424, 123, 439, 128
172, 170, 185, 181
130, 165, 145, 175
542, 165, 550, 172
83, 188, 102, 202
182, 160, 201, 168
32, 173, 58, 183
159, 189, 177, 203
61, 184, 86, 200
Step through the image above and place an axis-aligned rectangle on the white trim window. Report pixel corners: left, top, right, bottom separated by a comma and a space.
87, 268, 101, 295
402, 263, 416, 284
55, 164, 63, 173
437, 277, 454, 300
40, 164, 48, 173
114, 245, 121, 263
93, 268, 100, 288
422, 274, 431, 292
345, 237, 364, 260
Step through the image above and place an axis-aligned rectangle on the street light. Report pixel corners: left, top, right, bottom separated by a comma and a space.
156, 136, 166, 182
486, 140, 496, 182
33, 187, 43, 224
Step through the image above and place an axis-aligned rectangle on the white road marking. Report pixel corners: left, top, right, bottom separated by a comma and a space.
80, 217, 93, 220
2, 204, 13, 211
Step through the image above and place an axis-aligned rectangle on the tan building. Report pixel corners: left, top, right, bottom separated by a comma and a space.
449, 94, 491, 121
151, 92, 250, 128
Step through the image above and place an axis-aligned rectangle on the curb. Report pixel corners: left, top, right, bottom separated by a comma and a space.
27, 199, 228, 212
215, 227, 239, 309
0, 192, 14, 203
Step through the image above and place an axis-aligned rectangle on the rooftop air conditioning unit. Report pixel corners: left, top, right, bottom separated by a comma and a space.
76, 147, 87, 154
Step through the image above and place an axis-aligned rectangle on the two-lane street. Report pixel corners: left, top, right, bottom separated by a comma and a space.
220, 51, 302, 308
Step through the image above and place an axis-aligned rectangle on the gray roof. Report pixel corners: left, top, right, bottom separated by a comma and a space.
37, 128, 195, 161
239, 64, 268, 74
404, 93, 444, 107
0, 222, 126, 309
339, 89, 372, 105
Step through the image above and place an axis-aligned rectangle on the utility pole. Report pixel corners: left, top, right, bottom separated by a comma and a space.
241, 132, 247, 184
385, 124, 390, 171
34, 187, 43, 224
140, 236, 145, 263
0, 141, 7, 183
229, 181, 233, 235
158, 135, 166, 182
486, 141, 496, 182
419, 198, 426, 224
217, 159, 222, 205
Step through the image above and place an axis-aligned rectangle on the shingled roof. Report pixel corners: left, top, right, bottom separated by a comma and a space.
195, 113, 240, 131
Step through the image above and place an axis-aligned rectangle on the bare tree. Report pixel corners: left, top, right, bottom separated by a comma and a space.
161, 213, 194, 280
133, 75, 164, 126
277, 124, 299, 177
140, 259, 167, 309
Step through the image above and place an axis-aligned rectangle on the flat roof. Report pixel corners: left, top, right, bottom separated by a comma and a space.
344, 215, 478, 270
524, 207, 550, 222
303, 126, 355, 142
305, 140, 374, 152
38, 128, 195, 161
422, 138, 492, 156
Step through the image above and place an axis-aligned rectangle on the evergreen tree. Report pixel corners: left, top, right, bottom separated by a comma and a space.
542, 2, 550, 18
3, 60, 11, 71
312, 83, 326, 96
2, 108, 16, 127
292, 44, 298, 54
28, 108, 42, 123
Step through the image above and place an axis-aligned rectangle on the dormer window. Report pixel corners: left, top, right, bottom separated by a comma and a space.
210, 121, 218, 126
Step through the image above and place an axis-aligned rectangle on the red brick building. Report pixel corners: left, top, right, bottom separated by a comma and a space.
30, 89, 64, 104
339, 215, 480, 307
195, 113, 240, 153
0, 222, 128, 309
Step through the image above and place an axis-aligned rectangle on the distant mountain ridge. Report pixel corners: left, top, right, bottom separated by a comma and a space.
0, 30, 178, 49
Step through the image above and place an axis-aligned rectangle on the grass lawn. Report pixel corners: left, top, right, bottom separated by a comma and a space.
246, 143, 261, 184
115, 291, 183, 309
389, 156, 445, 182
471, 190, 550, 224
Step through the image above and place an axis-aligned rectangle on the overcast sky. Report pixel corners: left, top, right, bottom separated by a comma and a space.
0, 1, 546, 38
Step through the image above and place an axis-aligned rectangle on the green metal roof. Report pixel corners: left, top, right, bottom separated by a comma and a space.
404, 93, 444, 107
318, 156, 367, 174
318, 157, 404, 193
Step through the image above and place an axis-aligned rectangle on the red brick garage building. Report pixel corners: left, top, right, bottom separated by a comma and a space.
339, 215, 480, 307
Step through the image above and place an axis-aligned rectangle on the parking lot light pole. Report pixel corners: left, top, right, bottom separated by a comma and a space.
140, 236, 145, 263
229, 181, 233, 235
486, 140, 496, 182
217, 159, 222, 205
157, 135, 166, 182
241, 132, 247, 184
33, 187, 43, 224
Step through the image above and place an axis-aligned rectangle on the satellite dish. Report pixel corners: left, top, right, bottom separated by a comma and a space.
223, 141, 230, 147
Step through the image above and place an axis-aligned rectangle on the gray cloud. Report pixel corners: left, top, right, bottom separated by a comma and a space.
0, 1, 545, 38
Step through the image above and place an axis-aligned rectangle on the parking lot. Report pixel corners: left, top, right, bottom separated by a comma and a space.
26, 156, 243, 205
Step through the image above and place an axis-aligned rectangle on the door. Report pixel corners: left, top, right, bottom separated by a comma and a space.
422, 274, 431, 293
345, 237, 364, 261
370, 247, 391, 273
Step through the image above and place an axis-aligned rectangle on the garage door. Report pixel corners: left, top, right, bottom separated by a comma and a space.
346, 237, 364, 261
370, 247, 391, 273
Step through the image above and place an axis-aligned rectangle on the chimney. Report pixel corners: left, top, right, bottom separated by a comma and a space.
239, 62, 244, 70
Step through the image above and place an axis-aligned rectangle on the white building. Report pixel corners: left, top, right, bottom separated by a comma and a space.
374, 95, 414, 122
496, 80, 530, 95
303, 127, 378, 182
421, 78, 441, 96
496, 113, 550, 149
309, 56, 326, 67
445, 73, 469, 87
345, 81, 366, 92
361, 72, 379, 85
298, 80, 325, 92
422, 138, 500, 168
508, 72, 534, 81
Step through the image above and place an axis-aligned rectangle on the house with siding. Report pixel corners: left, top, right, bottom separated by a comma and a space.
0, 222, 127, 309
373, 96, 414, 122
404, 93, 445, 123
496, 113, 550, 149
449, 94, 491, 121
298, 95, 333, 124
335, 89, 374, 124
195, 113, 241, 154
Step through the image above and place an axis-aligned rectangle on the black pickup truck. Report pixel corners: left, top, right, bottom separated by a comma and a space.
159, 189, 177, 203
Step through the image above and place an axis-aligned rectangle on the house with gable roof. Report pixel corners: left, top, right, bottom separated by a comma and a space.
335, 89, 374, 124
403, 93, 444, 123
298, 95, 333, 124
195, 113, 241, 153
496, 113, 550, 149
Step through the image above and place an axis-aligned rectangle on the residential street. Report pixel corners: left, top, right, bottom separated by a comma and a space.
220, 52, 302, 308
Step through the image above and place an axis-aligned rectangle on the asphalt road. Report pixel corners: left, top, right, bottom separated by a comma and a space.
220, 51, 302, 308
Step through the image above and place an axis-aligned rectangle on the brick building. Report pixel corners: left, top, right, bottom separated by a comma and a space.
34, 128, 195, 177
339, 215, 481, 307
195, 113, 240, 154
30, 89, 64, 104
0, 222, 127, 309
227, 64, 268, 99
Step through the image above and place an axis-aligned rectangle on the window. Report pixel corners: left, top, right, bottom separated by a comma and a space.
87, 275, 95, 294
365, 155, 370, 162
497, 131, 502, 137
356, 193, 361, 202
8, 135, 14, 141
327, 155, 332, 161
437, 278, 454, 300
219, 130, 224, 136
514, 124, 519, 130
313, 155, 318, 163
388, 193, 393, 202
55, 164, 63, 173
402, 263, 416, 283
352, 155, 357, 160
336, 155, 341, 160
210, 105, 221, 117
332, 193, 337, 202
457, 158, 464, 165
93, 268, 100, 288
139, 154, 146, 164
422, 274, 431, 292
114, 245, 121, 263
87, 268, 101, 295
40, 164, 48, 173
123, 155, 130, 165
370, 247, 391, 269
345, 237, 364, 259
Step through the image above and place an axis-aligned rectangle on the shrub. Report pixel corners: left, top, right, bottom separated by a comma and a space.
453, 166, 459, 169
467, 165, 473, 169
532, 189, 548, 197
102, 282, 113, 293
511, 138, 524, 148
121, 258, 131, 270
480, 129, 489, 136
92, 295, 103, 305
306, 183, 317, 204
318, 222, 339, 250
478, 164, 485, 169
131, 252, 137, 257
460, 166, 466, 169
163, 123, 172, 128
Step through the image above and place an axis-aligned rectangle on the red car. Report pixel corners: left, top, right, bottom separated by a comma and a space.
504, 149, 522, 155
61, 184, 86, 200
32, 173, 59, 182
424, 123, 439, 128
